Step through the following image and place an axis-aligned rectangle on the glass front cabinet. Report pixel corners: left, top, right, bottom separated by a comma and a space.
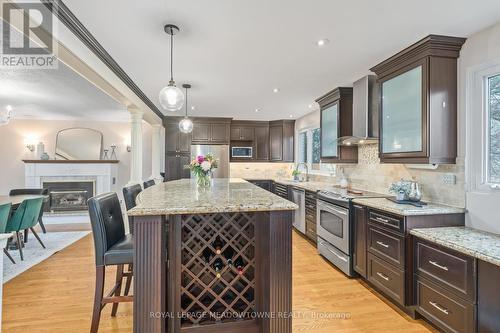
371, 35, 466, 164
317, 87, 358, 163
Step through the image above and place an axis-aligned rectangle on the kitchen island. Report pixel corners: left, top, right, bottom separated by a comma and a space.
127, 178, 297, 333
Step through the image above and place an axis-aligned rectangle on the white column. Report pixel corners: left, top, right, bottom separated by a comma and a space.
128, 107, 144, 185
150, 124, 164, 183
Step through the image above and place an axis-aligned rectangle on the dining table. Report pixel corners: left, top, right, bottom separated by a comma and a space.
0, 194, 46, 207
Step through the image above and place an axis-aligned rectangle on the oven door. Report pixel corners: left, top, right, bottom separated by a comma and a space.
316, 199, 350, 254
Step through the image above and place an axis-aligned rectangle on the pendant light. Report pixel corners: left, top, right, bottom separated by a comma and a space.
179, 84, 193, 133
159, 24, 185, 112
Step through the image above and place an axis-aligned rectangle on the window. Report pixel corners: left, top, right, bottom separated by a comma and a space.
488, 74, 500, 184
467, 62, 500, 192
297, 127, 335, 175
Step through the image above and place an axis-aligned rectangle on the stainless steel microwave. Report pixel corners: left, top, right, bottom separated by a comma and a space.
231, 147, 253, 158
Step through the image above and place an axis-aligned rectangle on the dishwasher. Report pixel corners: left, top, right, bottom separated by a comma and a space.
291, 187, 306, 234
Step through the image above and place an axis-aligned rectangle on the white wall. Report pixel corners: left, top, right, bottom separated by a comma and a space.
0, 118, 153, 196
459, 22, 500, 233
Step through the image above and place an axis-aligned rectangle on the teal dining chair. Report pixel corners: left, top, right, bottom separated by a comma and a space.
0, 203, 15, 264
5, 198, 44, 261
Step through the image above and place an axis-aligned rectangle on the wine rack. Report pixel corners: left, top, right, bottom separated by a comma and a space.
180, 212, 256, 327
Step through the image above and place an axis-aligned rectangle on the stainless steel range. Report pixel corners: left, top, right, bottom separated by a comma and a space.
316, 188, 388, 277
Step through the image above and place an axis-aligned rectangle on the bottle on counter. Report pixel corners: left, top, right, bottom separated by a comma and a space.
212, 236, 224, 255
213, 258, 224, 278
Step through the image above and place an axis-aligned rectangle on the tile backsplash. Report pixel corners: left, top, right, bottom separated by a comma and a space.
230, 144, 465, 208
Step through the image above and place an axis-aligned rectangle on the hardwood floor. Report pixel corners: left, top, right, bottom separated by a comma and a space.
2, 231, 436, 333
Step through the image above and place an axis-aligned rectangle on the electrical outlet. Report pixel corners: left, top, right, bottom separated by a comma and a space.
442, 173, 456, 185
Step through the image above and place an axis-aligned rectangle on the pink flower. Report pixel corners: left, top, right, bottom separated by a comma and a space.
197, 155, 205, 163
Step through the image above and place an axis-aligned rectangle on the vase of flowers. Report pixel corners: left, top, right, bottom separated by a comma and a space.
189, 153, 218, 187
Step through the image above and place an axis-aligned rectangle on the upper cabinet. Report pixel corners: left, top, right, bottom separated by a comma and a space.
371, 35, 466, 164
269, 120, 295, 162
191, 118, 231, 145
316, 87, 358, 163
230, 121, 270, 162
164, 118, 191, 153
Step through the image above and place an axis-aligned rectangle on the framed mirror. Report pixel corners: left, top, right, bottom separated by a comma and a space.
55, 128, 103, 160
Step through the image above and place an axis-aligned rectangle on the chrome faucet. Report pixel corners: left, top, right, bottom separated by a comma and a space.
295, 163, 309, 182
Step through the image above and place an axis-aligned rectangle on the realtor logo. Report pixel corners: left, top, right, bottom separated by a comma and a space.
1, 1, 58, 68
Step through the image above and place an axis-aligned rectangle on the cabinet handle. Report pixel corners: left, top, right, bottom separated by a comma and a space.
428, 301, 449, 315
376, 241, 390, 248
376, 272, 390, 281
375, 217, 390, 223
429, 260, 449, 271
320, 242, 348, 262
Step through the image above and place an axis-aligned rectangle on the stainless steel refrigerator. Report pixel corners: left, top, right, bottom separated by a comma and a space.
190, 145, 230, 178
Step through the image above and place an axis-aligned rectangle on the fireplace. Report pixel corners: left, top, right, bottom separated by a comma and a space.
42, 181, 95, 212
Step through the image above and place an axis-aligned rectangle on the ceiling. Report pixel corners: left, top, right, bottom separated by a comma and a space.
0, 26, 129, 122
59, 1, 500, 120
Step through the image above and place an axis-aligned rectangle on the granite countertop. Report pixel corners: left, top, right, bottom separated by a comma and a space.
352, 197, 466, 216
128, 178, 298, 216
411, 227, 500, 266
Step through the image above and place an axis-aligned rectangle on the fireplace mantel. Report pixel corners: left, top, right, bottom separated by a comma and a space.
22, 160, 119, 164
24, 161, 118, 204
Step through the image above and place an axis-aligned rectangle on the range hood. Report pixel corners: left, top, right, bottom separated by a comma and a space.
338, 75, 379, 145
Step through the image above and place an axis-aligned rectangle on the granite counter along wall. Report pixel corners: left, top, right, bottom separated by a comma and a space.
230, 144, 465, 208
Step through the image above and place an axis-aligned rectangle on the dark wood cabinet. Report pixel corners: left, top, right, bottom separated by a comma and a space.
254, 126, 269, 160
231, 126, 254, 141
164, 118, 192, 181
316, 87, 358, 163
246, 179, 272, 191
269, 120, 294, 162
230, 121, 270, 161
191, 118, 231, 144
370, 35, 466, 164
165, 153, 190, 181
164, 121, 191, 153
353, 204, 368, 278
352, 205, 465, 313
269, 125, 283, 161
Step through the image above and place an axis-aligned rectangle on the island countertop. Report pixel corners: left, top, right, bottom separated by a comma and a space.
127, 178, 298, 216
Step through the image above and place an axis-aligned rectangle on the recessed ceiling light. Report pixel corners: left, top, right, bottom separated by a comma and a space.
191, 106, 195, 110
255, 108, 260, 112
273, 88, 279, 93
6, 105, 12, 111
317, 39, 329, 47
289, 114, 293, 118
308, 104, 313, 109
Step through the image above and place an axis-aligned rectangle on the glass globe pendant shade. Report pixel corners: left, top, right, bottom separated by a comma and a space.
159, 81, 185, 112
179, 117, 193, 133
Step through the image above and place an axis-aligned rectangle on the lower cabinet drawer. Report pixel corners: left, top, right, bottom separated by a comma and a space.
415, 239, 476, 302
367, 253, 405, 305
368, 225, 405, 268
416, 277, 475, 333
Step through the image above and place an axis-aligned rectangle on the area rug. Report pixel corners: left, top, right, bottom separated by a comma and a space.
3, 231, 90, 283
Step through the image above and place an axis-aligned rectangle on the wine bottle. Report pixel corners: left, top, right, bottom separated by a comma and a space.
213, 258, 224, 278
223, 247, 235, 267
234, 256, 245, 275
202, 247, 213, 263
212, 236, 224, 255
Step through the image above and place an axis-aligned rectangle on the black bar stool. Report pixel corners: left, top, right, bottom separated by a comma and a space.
88, 192, 133, 333
143, 179, 155, 189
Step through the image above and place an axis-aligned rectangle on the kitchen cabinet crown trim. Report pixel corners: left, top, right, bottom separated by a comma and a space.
370, 34, 466, 78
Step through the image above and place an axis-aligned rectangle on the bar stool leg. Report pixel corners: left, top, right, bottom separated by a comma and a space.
111, 264, 124, 317
90, 266, 105, 333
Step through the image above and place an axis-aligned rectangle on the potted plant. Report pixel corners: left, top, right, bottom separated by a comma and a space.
389, 179, 412, 201
189, 153, 218, 187
292, 169, 301, 181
